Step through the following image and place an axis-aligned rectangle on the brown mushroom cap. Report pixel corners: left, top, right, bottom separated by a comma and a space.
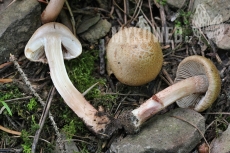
106, 27, 163, 86
174, 55, 221, 112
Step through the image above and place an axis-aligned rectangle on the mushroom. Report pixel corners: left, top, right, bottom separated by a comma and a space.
106, 27, 163, 86
24, 22, 117, 139
41, 0, 65, 24
119, 55, 221, 134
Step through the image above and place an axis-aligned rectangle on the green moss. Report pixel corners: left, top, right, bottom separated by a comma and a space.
0, 84, 23, 116
27, 98, 37, 111
21, 130, 32, 153
156, 0, 167, 5
66, 50, 99, 97
0, 84, 23, 101
65, 50, 117, 108
62, 120, 77, 139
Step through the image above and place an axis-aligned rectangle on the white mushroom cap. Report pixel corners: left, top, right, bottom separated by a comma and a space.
174, 55, 221, 112
25, 22, 81, 63
106, 27, 163, 86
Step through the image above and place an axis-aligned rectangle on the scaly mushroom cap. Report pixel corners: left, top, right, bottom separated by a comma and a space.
25, 22, 81, 62
106, 27, 163, 86
174, 55, 221, 112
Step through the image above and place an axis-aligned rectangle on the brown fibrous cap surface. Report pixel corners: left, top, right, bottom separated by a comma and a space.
106, 27, 163, 86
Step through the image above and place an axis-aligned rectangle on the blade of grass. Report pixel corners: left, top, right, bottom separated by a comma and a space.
0, 100, 12, 116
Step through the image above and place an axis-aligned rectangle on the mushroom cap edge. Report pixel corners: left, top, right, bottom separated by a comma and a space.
174, 55, 221, 112
24, 22, 82, 63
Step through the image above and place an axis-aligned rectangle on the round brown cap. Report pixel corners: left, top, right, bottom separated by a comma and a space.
174, 55, 221, 112
106, 27, 163, 86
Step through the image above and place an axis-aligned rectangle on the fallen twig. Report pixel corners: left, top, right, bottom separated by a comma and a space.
0, 78, 13, 83
99, 39, 106, 75
124, 0, 142, 27
123, 0, 127, 25
32, 86, 56, 153
162, 68, 174, 85
0, 62, 13, 69
9, 54, 63, 152
65, 0, 76, 36
3, 96, 33, 103
0, 125, 21, 135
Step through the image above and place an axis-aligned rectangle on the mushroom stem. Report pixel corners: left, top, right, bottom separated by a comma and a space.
41, 0, 65, 24
121, 75, 208, 133
44, 35, 113, 138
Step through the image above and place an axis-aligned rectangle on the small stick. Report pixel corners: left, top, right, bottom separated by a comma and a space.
126, 0, 129, 18
0, 125, 21, 135
186, 44, 189, 56
65, 0, 76, 36
0, 62, 13, 69
132, 0, 143, 24
32, 86, 56, 153
209, 40, 222, 64
6, 0, 16, 8
5, 115, 19, 131
191, 46, 197, 55
159, 74, 171, 86
82, 82, 99, 96
148, 0, 157, 28
113, 0, 133, 19
0, 79, 13, 83
114, 91, 131, 114
10, 54, 45, 106
3, 96, 33, 103
159, 5, 166, 44
162, 68, 174, 85
139, 9, 157, 36
110, 5, 115, 17
123, 0, 127, 25
188, 0, 195, 12
115, 8, 124, 23
153, 0, 160, 8
123, 0, 141, 27
171, 40, 175, 54
12, 135, 51, 144
99, 39, 106, 75
9, 54, 63, 151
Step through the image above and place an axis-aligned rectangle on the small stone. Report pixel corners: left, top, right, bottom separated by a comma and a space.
192, 0, 230, 27
0, 0, 41, 64
76, 14, 100, 34
166, 0, 186, 9
55, 133, 79, 153
110, 108, 205, 153
205, 24, 230, 50
80, 19, 111, 43
210, 125, 230, 153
